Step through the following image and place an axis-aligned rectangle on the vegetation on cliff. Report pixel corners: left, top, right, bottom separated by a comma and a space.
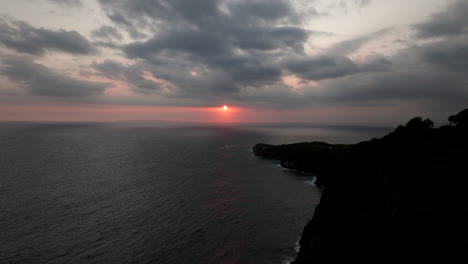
253, 109, 468, 263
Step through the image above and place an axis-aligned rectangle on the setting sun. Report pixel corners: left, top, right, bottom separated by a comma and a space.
223, 105, 228, 111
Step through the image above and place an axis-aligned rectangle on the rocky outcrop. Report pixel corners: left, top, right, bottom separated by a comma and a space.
253, 142, 345, 187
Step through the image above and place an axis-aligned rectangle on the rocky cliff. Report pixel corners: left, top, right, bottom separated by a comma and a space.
254, 109, 468, 263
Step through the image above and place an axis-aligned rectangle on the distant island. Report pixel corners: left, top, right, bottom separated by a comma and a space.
253, 109, 468, 263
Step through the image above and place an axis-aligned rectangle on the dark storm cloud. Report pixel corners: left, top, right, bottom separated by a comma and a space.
310, 67, 468, 108
0, 16, 95, 56
227, 0, 295, 22
131, 79, 162, 95
92, 41, 121, 49
124, 29, 231, 59
0, 56, 110, 97
91, 26, 123, 41
210, 55, 283, 87
115, 0, 306, 55
48, 0, 82, 7
91, 60, 163, 95
416, 37, 468, 72
282, 55, 391, 80
230, 26, 309, 51
283, 55, 359, 80
97, 0, 306, 96
413, 0, 468, 39
107, 13, 132, 27
91, 60, 124, 79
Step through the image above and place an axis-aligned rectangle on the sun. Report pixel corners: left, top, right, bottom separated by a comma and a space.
223, 105, 228, 111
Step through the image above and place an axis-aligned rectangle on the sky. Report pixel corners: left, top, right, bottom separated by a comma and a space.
0, 0, 467, 124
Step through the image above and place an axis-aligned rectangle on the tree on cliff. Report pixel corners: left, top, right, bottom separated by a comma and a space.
395, 116, 434, 131
448, 109, 468, 128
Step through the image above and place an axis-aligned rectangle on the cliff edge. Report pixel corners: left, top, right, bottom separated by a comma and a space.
254, 109, 468, 263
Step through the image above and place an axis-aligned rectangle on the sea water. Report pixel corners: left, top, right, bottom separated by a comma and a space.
0, 122, 391, 264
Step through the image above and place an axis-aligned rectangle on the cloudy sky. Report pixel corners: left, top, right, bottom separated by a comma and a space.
0, 0, 466, 123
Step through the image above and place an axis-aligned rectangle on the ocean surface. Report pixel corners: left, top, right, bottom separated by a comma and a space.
0, 122, 392, 264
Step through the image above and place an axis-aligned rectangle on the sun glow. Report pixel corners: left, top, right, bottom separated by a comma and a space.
223, 105, 228, 111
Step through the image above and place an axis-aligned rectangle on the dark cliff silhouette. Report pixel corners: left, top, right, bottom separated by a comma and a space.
253, 109, 468, 263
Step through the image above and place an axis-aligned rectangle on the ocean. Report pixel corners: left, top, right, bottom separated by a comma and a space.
0, 122, 392, 264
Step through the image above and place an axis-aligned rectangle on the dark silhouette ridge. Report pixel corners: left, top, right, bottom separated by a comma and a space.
253, 109, 468, 263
